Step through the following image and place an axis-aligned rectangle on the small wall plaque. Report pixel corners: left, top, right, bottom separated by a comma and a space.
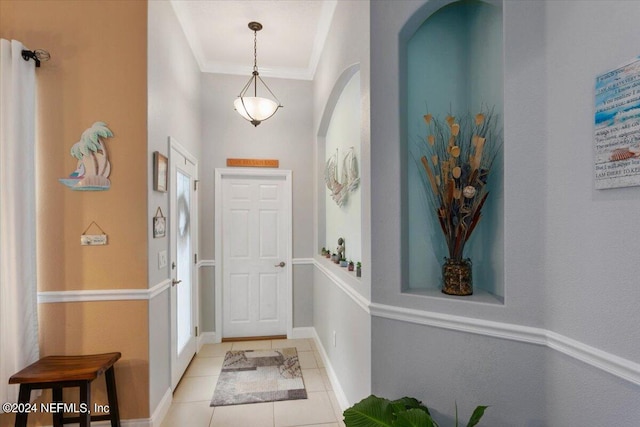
153, 207, 166, 238
81, 221, 108, 246
226, 158, 279, 168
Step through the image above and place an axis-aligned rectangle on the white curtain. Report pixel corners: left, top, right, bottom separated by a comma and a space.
0, 39, 39, 404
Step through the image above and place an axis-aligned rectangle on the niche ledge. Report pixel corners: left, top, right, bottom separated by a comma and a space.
403, 287, 504, 306
315, 255, 362, 285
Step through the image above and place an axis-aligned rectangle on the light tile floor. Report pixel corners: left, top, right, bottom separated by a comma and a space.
161, 339, 346, 427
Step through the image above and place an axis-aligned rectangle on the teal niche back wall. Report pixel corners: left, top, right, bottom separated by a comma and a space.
404, 0, 504, 299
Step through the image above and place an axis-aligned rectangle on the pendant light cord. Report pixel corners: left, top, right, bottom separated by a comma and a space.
253, 28, 258, 96
253, 29, 258, 72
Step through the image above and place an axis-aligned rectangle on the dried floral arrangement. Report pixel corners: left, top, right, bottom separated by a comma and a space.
418, 108, 502, 262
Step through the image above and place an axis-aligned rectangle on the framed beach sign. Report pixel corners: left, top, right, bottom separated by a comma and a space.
595, 56, 640, 189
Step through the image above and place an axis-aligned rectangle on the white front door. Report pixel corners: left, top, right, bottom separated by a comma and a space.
218, 170, 291, 339
170, 141, 198, 389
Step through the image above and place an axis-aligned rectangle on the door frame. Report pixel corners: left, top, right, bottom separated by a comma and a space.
169, 137, 199, 390
214, 168, 293, 343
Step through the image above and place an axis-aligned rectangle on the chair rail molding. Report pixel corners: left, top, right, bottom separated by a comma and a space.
310, 259, 640, 386
37, 279, 172, 303
369, 302, 640, 386
197, 259, 215, 268
314, 257, 370, 313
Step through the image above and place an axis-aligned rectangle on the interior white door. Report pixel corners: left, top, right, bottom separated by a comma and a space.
221, 174, 289, 338
170, 143, 198, 389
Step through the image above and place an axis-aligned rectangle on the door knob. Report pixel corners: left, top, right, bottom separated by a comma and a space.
274, 261, 286, 268
172, 279, 182, 286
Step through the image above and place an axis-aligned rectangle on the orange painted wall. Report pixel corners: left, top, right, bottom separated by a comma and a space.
0, 0, 150, 421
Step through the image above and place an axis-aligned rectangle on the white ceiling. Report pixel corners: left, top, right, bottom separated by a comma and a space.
170, 0, 337, 80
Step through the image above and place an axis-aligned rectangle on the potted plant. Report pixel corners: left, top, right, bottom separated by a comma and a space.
348, 260, 355, 272
332, 253, 339, 263
340, 258, 348, 267
418, 108, 502, 296
325, 250, 331, 259
356, 261, 361, 277
343, 394, 488, 427
321, 247, 327, 256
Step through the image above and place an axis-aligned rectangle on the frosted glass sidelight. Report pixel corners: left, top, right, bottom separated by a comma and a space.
177, 170, 192, 353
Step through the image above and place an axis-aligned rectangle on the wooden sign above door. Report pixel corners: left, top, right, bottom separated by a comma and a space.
226, 158, 279, 168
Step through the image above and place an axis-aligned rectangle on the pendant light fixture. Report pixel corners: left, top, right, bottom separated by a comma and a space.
234, 21, 283, 127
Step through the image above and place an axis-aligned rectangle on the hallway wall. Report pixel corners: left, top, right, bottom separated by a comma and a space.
370, 1, 640, 425
312, 0, 372, 406
147, 0, 203, 414
199, 72, 315, 334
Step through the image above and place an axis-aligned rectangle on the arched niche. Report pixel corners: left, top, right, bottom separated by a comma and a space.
402, 0, 504, 301
317, 65, 363, 265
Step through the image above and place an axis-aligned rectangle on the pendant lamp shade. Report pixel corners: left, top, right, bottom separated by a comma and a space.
234, 22, 282, 127
234, 96, 279, 125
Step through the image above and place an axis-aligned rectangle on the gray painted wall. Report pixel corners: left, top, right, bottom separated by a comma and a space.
372, 317, 547, 426
148, 0, 202, 413
148, 0, 202, 290
314, 268, 371, 404
370, 0, 640, 425
314, 1, 371, 299
311, 0, 372, 406
541, 0, 640, 361
293, 264, 314, 327
199, 72, 315, 334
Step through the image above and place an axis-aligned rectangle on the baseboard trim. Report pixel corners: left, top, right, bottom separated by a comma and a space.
222, 335, 286, 342
197, 332, 217, 351
311, 328, 350, 411
289, 327, 315, 339
47, 416, 154, 427
60, 386, 172, 426
149, 387, 172, 427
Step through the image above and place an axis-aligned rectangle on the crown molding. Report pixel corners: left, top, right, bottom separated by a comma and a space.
169, 0, 336, 81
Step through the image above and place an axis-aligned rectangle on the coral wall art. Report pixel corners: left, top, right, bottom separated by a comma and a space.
59, 121, 114, 191
325, 147, 360, 206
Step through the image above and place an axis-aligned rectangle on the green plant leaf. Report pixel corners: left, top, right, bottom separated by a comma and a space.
394, 408, 436, 427
389, 397, 431, 415
466, 406, 489, 427
343, 395, 394, 427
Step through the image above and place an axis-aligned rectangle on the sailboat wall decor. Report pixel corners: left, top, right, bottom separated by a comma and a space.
59, 122, 114, 191
324, 147, 360, 207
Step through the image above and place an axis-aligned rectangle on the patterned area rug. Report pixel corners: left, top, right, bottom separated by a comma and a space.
210, 348, 307, 406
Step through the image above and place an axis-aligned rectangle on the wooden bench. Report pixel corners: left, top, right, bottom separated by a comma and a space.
8, 352, 121, 427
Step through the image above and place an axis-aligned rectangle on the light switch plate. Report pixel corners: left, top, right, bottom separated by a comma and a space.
158, 250, 167, 269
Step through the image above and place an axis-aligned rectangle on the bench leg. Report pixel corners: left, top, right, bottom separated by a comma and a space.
79, 381, 91, 427
14, 385, 31, 427
105, 366, 121, 427
52, 387, 63, 427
